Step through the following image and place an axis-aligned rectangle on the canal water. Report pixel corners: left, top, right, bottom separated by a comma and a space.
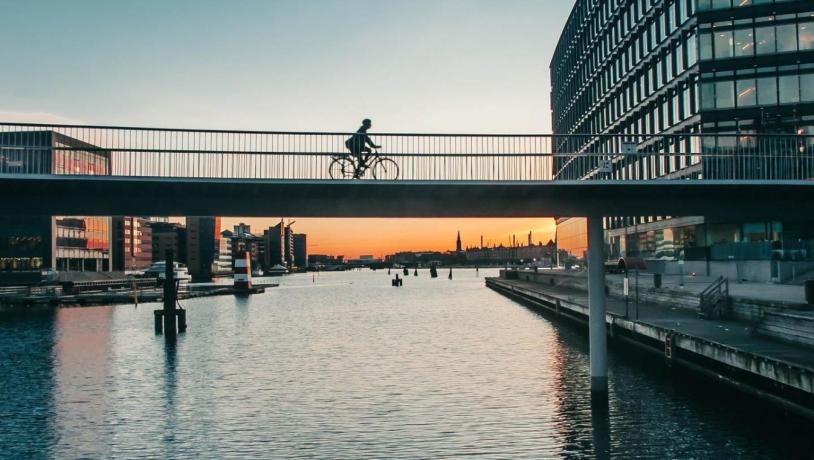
1, 269, 810, 459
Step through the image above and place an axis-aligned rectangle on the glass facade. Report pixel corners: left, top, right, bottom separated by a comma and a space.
54, 217, 111, 271
0, 216, 51, 272
555, 217, 588, 266
0, 131, 112, 274
551, 0, 814, 279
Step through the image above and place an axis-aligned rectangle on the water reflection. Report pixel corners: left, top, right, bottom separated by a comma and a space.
161, 341, 179, 459
0, 270, 812, 459
0, 310, 57, 459
548, 317, 594, 458
591, 395, 611, 460
52, 307, 114, 458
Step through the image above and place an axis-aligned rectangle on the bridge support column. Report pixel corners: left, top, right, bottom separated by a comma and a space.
587, 216, 608, 393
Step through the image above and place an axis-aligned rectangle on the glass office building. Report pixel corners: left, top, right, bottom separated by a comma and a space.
551, 0, 814, 282
0, 131, 112, 276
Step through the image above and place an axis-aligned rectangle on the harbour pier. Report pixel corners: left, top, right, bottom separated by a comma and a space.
487, 270, 814, 420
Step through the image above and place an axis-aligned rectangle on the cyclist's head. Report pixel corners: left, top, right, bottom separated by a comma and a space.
362, 118, 372, 128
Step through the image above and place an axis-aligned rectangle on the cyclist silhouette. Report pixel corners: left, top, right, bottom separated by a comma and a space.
330, 118, 399, 179
345, 118, 381, 162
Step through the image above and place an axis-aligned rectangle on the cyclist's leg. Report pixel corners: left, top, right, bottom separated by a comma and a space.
347, 146, 363, 178
360, 146, 372, 163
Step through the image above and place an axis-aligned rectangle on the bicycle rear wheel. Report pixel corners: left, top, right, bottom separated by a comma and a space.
371, 158, 400, 180
329, 157, 355, 179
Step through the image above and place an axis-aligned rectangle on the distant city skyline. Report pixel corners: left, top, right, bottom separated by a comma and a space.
219, 217, 556, 259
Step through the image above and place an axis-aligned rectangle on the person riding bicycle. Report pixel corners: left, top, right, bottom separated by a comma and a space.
345, 118, 381, 164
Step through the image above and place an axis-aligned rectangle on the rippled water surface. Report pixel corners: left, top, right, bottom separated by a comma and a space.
1, 269, 811, 459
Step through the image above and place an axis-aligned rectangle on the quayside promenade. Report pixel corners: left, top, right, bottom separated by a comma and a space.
486, 270, 814, 420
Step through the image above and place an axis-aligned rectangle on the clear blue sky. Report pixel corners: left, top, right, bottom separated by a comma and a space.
0, 0, 573, 133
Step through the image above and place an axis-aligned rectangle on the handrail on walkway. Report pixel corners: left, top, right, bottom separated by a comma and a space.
2, 122, 814, 181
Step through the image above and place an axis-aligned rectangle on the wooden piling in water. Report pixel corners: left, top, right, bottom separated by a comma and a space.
163, 249, 177, 339
177, 308, 187, 332
154, 309, 163, 333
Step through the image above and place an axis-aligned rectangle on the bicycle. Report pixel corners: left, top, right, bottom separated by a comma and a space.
328, 149, 400, 180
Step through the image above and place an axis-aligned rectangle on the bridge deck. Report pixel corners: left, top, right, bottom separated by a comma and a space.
2, 174, 813, 218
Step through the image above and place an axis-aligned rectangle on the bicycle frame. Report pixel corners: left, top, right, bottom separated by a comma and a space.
350, 149, 381, 178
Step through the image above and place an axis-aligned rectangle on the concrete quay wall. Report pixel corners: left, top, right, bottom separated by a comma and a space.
486, 277, 814, 420
506, 269, 814, 324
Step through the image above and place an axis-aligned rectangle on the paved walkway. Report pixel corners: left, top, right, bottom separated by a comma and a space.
598, 271, 808, 304
498, 278, 814, 370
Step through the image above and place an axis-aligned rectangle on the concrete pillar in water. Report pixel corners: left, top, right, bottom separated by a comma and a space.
587, 216, 607, 392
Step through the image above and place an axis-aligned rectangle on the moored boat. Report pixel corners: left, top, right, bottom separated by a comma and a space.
265, 264, 289, 276
143, 261, 192, 282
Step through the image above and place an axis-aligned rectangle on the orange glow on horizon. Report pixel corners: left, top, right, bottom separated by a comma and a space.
218, 218, 556, 259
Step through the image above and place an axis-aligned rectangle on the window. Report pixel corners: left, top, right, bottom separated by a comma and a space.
701, 82, 716, 110
776, 24, 797, 52
700, 32, 713, 60
716, 81, 735, 108
799, 22, 814, 50
734, 28, 754, 57
714, 30, 734, 58
755, 26, 776, 54
778, 75, 799, 103
757, 76, 778, 105
683, 84, 692, 117
688, 31, 699, 66
736, 79, 757, 106
801, 74, 814, 102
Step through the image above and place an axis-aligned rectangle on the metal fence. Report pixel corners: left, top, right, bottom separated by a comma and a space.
1, 122, 813, 181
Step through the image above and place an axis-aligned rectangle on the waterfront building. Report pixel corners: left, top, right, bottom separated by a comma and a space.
233, 222, 252, 237
185, 217, 221, 281
0, 131, 112, 276
347, 255, 382, 265
456, 231, 462, 253
150, 222, 187, 264
112, 217, 153, 272
214, 234, 232, 275
0, 216, 51, 275
551, 0, 814, 281
464, 241, 556, 265
225, 227, 265, 270
264, 220, 287, 268
385, 250, 448, 265
307, 254, 344, 266
284, 224, 295, 269
293, 234, 307, 269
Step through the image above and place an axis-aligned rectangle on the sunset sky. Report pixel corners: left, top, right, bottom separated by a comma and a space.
221, 217, 557, 258
1, 0, 574, 258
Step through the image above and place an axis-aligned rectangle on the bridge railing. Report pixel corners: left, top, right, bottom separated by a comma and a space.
1, 123, 813, 181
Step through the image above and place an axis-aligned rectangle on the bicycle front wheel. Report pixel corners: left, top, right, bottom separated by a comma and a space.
329, 157, 355, 179
371, 158, 400, 180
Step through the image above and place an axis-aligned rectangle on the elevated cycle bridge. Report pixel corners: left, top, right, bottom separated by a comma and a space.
1, 123, 813, 218
3, 122, 814, 393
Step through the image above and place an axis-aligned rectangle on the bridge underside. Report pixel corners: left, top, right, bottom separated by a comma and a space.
2, 175, 812, 219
